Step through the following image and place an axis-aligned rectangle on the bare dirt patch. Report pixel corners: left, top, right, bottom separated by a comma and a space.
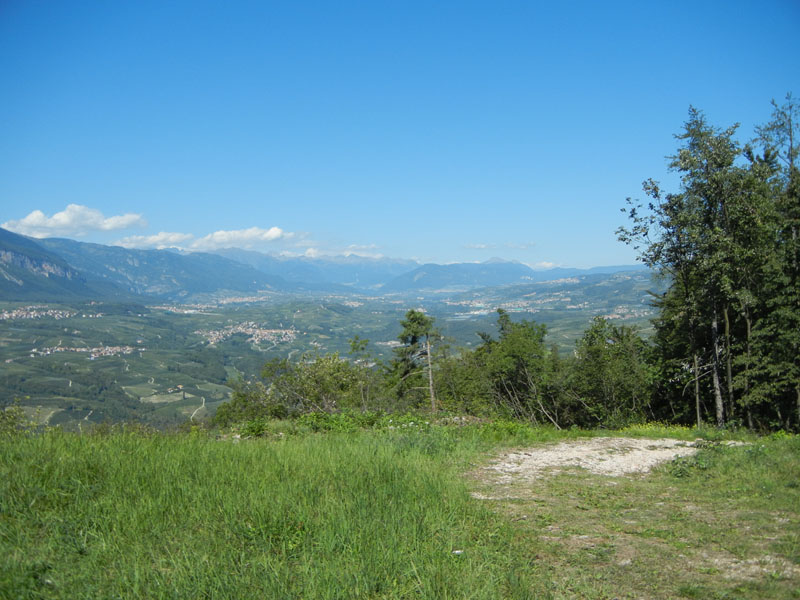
467, 436, 798, 597
474, 437, 743, 486
704, 552, 800, 581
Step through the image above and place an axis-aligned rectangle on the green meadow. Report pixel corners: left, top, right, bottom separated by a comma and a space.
1, 422, 798, 599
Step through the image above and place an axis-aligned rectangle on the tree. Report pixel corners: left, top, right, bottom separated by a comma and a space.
213, 352, 365, 425
619, 177, 708, 425
389, 310, 440, 411
347, 335, 383, 411
473, 310, 561, 426
433, 349, 495, 416
749, 93, 800, 428
571, 317, 654, 427
619, 99, 800, 430
620, 108, 747, 427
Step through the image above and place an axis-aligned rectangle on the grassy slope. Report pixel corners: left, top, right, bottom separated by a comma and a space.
1, 425, 797, 599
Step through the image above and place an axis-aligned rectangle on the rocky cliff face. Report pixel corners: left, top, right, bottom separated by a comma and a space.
0, 250, 80, 280
0, 227, 127, 301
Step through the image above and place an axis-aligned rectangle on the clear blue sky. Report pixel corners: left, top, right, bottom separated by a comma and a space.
1, 1, 798, 267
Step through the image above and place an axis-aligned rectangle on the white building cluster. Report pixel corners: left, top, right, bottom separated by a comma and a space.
29, 345, 145, 359
1, 306, 76, 320
194, 321, 297, 345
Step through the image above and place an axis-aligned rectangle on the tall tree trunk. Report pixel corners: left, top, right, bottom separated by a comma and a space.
723, 305, 734, 421
425, 337, 436, 413
711, 309, 725, 427
693, 353, 702, 428
744, 311, 753, 430
796, 383, 800, 430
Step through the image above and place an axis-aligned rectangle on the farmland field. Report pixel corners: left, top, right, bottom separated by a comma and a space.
0, 271, 662, 429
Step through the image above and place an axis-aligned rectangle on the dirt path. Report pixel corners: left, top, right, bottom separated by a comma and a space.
468, 436, 799, 593
190, 396, 205, 422
476, 437, 704, 486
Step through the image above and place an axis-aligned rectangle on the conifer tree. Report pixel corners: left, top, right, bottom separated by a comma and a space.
391, 309, 439, 411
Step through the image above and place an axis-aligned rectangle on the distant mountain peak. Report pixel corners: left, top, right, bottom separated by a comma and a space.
483, 257, 522, 265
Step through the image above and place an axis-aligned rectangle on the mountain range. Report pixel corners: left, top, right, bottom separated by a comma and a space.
212, 248, 418, 289
0, 227, 646, 302
0, 228, 137, 301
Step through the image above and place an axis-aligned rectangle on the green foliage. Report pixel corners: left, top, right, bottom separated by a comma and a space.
620, 96, 800, 431
479, 310, 547, 393
209, 308, 656, 432
297, 411, 363, 433
571, 317, 655, 427
214, 352, 375, 425
234, 411, 441, 437
213, 379, 285, 426
619, 421, 697, 439
437, 309, 623, 430
668, 447, 715, 477
263, 352, 364, 413
0, 401, 34, 436
387, 309, 440, 410
474, 419, 556, 443
472, 309, 555, 422
433, 350, 496, 416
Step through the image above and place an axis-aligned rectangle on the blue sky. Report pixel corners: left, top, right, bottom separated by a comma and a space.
1, 1, 798, 267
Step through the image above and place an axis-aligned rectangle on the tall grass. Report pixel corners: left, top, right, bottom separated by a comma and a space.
2, 423, 796, 599
1, 428, 540, 599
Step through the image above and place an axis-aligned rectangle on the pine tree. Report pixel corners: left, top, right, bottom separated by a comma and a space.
750, 94, 800, 428
390, 309, 439, 411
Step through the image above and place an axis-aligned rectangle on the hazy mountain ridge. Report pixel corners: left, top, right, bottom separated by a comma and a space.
450, 269, 661, 306
0, 228, 133, 301
381, 261, 535, 292
35, 237, 293, 299
213, 248, 418, 289
1, 227, 647, 301
379, 261, 648, 293
215, 249, 647, 293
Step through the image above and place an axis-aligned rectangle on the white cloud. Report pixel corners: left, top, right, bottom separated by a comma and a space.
504, 242, 536, 250
276, 244, 384, 259
190, 226, 293, 250
116, 226, 301, 252
531, 261, 556, 270
115, 231, 195, 249
464, 242, 537, 251
341, 244, 383, 258
2, 204, 146, 238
